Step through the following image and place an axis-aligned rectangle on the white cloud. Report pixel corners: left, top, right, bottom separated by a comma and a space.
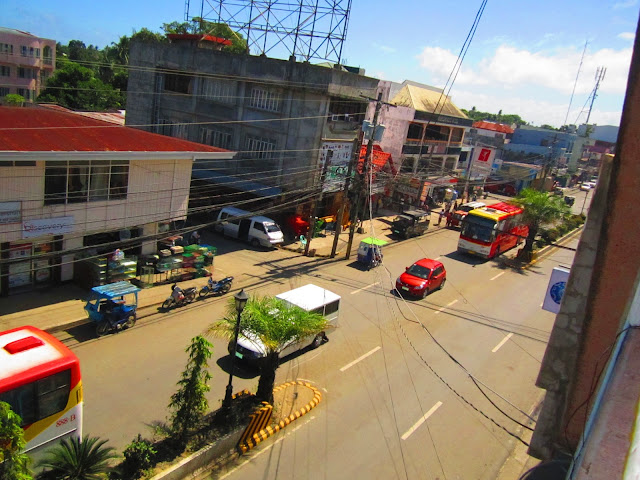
416, 46, 488, 86
613, 0, 637, 9
618, 31, 636, 40
372, 42, 396, 54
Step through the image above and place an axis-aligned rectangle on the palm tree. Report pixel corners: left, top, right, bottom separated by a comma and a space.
510, 188, 571, 259
207, 296, 328, 403
36, 436, 117, 480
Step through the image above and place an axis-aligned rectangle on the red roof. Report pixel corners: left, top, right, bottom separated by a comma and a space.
357, 145, 397, 175
0, 106, 230, 153
473, 121, 514, 134
167, 34, 232, 46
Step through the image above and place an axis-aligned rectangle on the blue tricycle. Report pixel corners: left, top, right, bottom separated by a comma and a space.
85, 281, 140, 337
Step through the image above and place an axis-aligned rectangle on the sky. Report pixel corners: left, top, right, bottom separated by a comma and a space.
4, 0, 638, 127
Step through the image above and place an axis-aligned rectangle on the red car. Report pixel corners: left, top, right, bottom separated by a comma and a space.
395, 258, 447, 298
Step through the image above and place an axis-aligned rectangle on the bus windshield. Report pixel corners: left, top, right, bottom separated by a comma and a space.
461, 216, 496, 243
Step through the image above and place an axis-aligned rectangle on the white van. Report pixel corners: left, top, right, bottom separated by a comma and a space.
214, 206, 283, 247
230, 284, 340, 365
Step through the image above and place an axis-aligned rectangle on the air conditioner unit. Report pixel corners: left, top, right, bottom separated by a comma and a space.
331, 115, 341, 121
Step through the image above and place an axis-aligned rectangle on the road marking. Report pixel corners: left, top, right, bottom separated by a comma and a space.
401, 402, 443, 440
434, 299, 458, 315
218, 416, 316, 479
490, 272, 505, 281
434, 256, 441, 260
340, 346, 381, 372
492, 333, 514, 352
351, 282, 379, 295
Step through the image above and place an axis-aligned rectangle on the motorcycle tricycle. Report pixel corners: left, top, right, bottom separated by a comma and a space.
85, 281, 140, 337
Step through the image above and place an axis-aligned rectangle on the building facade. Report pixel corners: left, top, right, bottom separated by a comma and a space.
126, 37, 380, 198
0, 27, 55, 102
0, 106, 232, 296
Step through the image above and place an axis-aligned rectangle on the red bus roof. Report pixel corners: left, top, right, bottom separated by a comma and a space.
469, 202, 524, 221
486, 202, 523, 214
0, 326, 80, 393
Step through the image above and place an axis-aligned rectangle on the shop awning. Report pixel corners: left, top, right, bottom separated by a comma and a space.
357, 145, 397, 175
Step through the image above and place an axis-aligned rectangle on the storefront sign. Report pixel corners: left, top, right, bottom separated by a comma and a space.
23, 216, 74, 238
542, 266, 570, 314
0, 201, 21, 224
321, 141, 354, 192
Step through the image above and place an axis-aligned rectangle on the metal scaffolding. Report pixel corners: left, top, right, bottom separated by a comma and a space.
185, 0, 352, 64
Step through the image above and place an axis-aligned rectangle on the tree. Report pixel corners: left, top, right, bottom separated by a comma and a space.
3, 94, 25, 106
162, 18, 248, 54
37, 61, 124, 111
35, 436, 116, 480
207, 296, 328, 403
168, 336, 213, 441
0, 402, 32, 480
510, 188, 571, 259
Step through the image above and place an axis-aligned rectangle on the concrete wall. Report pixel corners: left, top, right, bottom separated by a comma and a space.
127, 42, 379, 192
529, 18, 640, 460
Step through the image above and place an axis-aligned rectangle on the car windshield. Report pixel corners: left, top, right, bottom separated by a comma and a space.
406, 264, 431, 280
459, 205, 475, 212
264, 222, 280, 233
393, 216, 411, 225
461, 216, 496, 243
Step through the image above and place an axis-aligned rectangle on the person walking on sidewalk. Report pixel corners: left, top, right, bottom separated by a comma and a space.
437, 209, 445, 226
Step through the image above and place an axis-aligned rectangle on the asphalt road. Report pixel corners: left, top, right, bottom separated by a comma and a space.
54, 224, 579, 480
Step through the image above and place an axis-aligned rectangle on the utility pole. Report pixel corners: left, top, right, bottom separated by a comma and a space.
345, 92, 384, 260
330, 134, 362, 258
304, 147, 331, 256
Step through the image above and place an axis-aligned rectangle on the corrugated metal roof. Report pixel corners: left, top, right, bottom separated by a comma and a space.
39, 104, 125, 125
473, 121, 514, 134
390, 84, 468, 119
0, 106, 230, 153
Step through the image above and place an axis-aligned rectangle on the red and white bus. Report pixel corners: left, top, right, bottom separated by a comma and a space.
457, 202, 528, 259
0, 326, 82, 458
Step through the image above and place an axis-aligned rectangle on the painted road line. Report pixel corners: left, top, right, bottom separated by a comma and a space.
351, 282, 380, 295
490, 272, 506, 281
340, 346, 381, 372
401, 402, 443, 440
492, 333, 514, 353
434, 299, 458, 315
218, 416, 316, 479
434, 256, 441, 260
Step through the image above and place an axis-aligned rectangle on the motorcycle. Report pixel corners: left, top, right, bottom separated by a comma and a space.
199, 276, 234, 299
162, 283, 197, 310
85, 281, 139, 337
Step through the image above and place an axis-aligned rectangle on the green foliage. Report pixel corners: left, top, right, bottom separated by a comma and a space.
207, 296, 328, 402
3, 94, 25, 106
169, 336, 213, 440
162, 18, 248, 54
0, 402, 32, 480
37, 61, 124, 111
461, 107, 528, 126
36, 435, 117, 480
119, 434, 156, 479
130, 28, 167, 44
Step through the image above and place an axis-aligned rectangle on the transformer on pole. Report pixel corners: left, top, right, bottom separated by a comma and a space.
185, 0, 353, 64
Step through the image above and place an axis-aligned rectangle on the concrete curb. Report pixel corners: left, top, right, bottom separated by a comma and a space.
238, 380, 322, 453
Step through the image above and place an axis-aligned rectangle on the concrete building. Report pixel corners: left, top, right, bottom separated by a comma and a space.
503, 125, 578, 171
0, 105, 232, 296
0, 27, 55, 102
526, 19, 640, 479
125, 36, 380, 199
370, 80, 472, 206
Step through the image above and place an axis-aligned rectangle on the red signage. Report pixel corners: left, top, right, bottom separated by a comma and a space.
478, 148, 491, 162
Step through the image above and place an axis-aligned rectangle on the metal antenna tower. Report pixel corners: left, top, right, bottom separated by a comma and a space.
185, 0, 353, 64
585, 66, 606, 125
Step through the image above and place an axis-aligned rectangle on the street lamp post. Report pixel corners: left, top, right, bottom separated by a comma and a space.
224, 289, 248, 408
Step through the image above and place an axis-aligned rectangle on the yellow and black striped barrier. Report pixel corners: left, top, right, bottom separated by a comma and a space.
238, 380, 322, 453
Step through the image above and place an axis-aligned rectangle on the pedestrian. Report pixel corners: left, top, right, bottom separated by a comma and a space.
446, 210, 452, 227
365, 245, 374, 271
190, 230, 201, 245
437, 209, 445, 226
399, 197, 405, 213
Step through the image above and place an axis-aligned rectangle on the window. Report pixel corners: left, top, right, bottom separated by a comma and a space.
0, 370, 71, 426
0, 87, 10, 97
18, 67, 34, 79
21, 45, 28, 56
35, 48, 40, 58
200, 77, 235, 104
158, 118, 190, 139
17, 88, 31, 100
245, 135, 276, 160
1, 43, 13, 54
249, 87, 280, 112
43, 46, 52, 65
0, 66, 9, 77
252, 222, 265, 233
201, 127, 232, 149
44, 160, 129, 205
164, 72, 191, 94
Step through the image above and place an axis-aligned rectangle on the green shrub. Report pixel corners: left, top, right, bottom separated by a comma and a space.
120, 435, 156, 479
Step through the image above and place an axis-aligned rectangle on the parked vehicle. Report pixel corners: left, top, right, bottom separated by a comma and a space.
162, 283, 197, 310
392, 209, 430, 239
450, 201, 486, 228
230, 284, 340, 366
85, 281, 140, 336
357, 237, 387, 269
199, 276, 234, 298
214, 206, 284, 247
396, 258, 447, 298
